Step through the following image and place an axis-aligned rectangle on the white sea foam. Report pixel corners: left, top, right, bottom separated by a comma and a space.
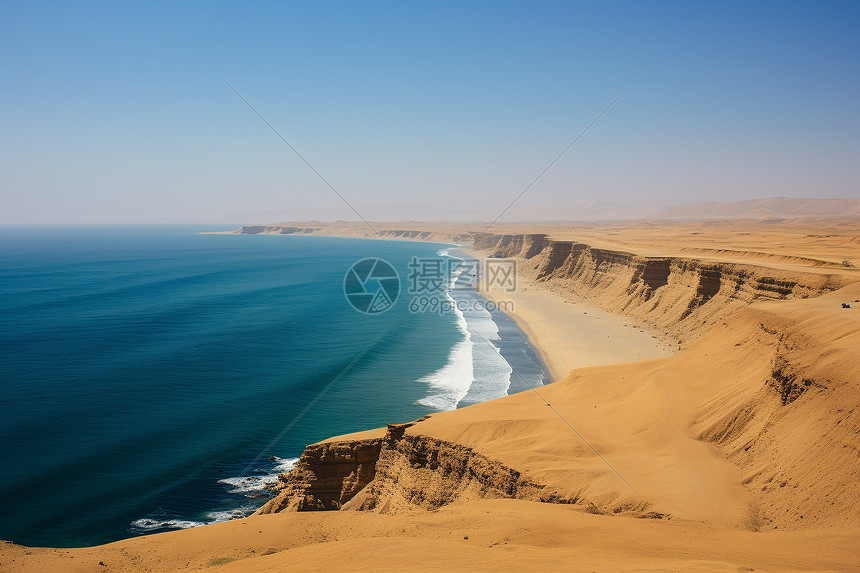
416, 258, 475, 410
459, 302, 513, 405
204, 506, 258, 522
129, 456, 299, 533
272, 456, 299, 473
416, 252, 514, 411
415, 291, 474, 411
217, 475, 275, 494
130, 504, 260, 532
217, 456, 299, 494
130, 517, 207, 531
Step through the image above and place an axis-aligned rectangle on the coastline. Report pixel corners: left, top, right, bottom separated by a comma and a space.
5, 220, 860, 572
212, 228, 674, 386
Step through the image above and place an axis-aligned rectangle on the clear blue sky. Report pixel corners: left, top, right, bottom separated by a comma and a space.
2, 1, 858, 223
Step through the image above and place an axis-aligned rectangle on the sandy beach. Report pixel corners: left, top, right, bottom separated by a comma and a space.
3, 218, 859, 572
473, 260, 675, 382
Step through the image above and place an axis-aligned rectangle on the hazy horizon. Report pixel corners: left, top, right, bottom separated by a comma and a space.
3, 1, 858, 225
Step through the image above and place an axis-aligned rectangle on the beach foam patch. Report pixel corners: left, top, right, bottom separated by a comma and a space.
217, 456, 299, 495
130, 517, 207, 532
130, 504, 259, 533
459, 300, 513, 405
416, 291, 474, 411
129, 456, 299, 534
417, 250, 515, 409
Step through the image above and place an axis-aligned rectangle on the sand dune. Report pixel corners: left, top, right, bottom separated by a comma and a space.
4, 218, 860, 572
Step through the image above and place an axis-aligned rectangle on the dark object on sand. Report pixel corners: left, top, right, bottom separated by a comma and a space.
842, 303, 851, 308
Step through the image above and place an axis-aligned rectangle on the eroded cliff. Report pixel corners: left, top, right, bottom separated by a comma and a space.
473, 232, 850, 336
259, 422, 662, 519
472, 232, 859, 530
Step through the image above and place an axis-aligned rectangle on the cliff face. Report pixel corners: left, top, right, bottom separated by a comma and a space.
473, 232, 849, 335
258, 438, 382, 512
259, 423, 661, 519
473, 233, 547, 259
234, 225, 471, 243
375, 229, 473, 243
237, 225, 321, 235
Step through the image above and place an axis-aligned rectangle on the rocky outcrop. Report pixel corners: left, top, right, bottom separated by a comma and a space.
258, 423, 664, 519
472, 233, 547, 259
696, 266, 722, 300
349, 432, 544, 513
257, 439, 382, 512
640, 259, 670, 290
536, 241, 574, 278
258, 423, 543, 514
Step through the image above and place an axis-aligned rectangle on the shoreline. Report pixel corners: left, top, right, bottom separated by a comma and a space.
118, 232, 672, 534
441, 248, 551, 408
211, 229, 675, 385
463, 247, 675, 382
3, 221, 860, 571
127, 236, 560, 535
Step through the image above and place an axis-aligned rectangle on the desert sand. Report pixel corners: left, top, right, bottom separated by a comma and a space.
3, 217, 859, 572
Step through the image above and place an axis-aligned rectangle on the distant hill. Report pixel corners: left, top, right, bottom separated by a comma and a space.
657, 197, 860, 219
249, 197, 859, 224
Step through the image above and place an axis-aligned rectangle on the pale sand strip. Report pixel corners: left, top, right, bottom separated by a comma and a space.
471, 256, 675, 382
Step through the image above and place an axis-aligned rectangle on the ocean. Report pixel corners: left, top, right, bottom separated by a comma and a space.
0, 225, 548, 547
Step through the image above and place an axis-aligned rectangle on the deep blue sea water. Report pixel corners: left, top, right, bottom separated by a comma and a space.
0, 226, 547, 547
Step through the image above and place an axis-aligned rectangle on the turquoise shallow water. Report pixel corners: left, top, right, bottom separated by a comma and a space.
0, 226, 546, 547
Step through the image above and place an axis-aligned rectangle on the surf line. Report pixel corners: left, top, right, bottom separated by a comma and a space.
415, 249, 518, 411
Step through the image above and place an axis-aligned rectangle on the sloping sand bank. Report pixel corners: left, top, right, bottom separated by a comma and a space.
3, 500, 858, 572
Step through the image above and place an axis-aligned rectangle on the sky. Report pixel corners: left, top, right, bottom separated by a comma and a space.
1, 0, 858, 224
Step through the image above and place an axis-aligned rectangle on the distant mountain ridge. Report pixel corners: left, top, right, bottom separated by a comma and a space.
354, 197, 860, 222
245, 197, 859, 224
657, 197, 860, 219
